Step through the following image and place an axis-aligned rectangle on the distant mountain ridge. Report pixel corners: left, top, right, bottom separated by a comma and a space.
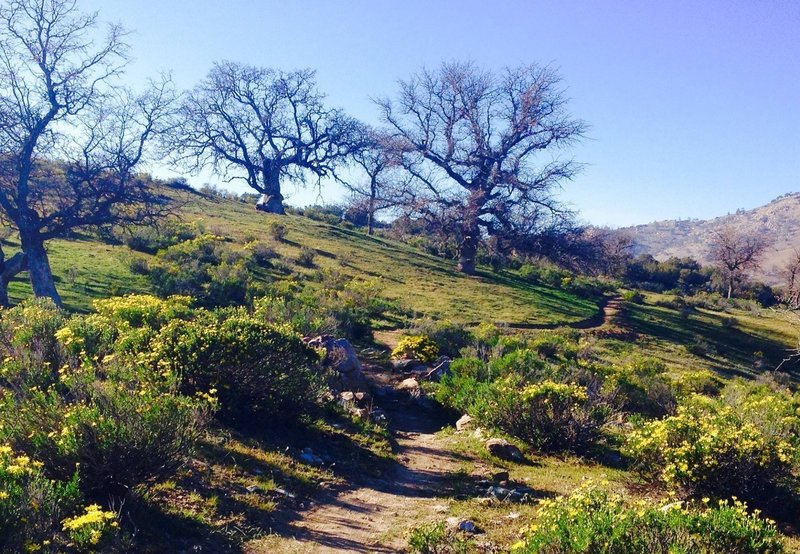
618, 192, 800, 286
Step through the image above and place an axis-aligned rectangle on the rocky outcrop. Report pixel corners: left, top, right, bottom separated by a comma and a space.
304, 335, 368, 391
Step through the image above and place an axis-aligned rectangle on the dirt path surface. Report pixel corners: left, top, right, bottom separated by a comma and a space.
247, 371, 465, 553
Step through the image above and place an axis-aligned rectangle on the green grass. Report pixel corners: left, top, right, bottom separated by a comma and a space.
619, 292, 798, 378
5, 190, 598, 324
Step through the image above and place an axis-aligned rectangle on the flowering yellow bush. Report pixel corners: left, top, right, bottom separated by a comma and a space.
391, 335, 439, 362
623, 393, 798, 502
514, 481, 783, 553
0, 444, 82, 552
62, 504, 118, 549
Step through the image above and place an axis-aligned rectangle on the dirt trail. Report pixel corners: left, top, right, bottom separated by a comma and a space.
248, 374, 465, 553
248, 297, 625, 552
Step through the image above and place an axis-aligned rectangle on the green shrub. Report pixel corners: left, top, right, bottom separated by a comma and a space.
268, 222, 287, 241
150, 312, 322, 425
606, 357, 676, 417
486, 378, 612, 453
621, 290, 644, 304
391, 335, 440, 362
0, 445, 83, 552
529, 331, 579, 361
623, 394, 797, 506
61, 503, 120, 551
296, 246, 317, 268
514, 482, 784, 553
0, 374, 210, 500
0, 298, 66, 391
407, 319, 473, 357
254, 276, 391, 339
487, 349, 551, 381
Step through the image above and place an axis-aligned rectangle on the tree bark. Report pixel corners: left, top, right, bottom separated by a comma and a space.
22, 239, 61, 306
367, 193, 376, 236
0, 250, 27, 307
457, 229, 479, 275
255, 170, 285, 214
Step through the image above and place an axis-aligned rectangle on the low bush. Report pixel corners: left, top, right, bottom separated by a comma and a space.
514, 482, 784, 553
0, 298, 66, 391
268, 222, 287, 241
606, 357, 676, 417
407, 318, 473, 358
149, 311, 323, 425
296, 246, 317, 268
0, 372, 211, 500
0, 445, 84, 552
488, 378, 612, 453
623, 394, 797, 507
391, 335, 440, 363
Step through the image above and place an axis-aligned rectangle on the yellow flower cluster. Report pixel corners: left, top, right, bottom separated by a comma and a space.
391, 335, 439, 362
520, 381, 588, 403
624, 393, 797, 491
62, 504, 118, 547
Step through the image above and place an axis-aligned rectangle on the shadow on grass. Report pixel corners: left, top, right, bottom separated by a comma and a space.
625, 303, 798, 379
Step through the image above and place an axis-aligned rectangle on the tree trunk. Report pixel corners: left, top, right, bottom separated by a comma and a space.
22, 239, 61, 306
255, 170, 285, 214
457, 229, 479, 275
367, 193, 376, 236
0, 250, 27, 308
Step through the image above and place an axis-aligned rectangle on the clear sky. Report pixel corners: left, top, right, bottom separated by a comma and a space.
81, 0, 800, 227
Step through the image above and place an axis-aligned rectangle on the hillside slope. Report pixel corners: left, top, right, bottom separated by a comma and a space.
621, 192, 800, 285
6, 189, 597, 324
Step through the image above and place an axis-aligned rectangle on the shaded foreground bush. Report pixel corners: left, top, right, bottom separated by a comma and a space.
514, 482, 784, 553
0, 294, 330, 548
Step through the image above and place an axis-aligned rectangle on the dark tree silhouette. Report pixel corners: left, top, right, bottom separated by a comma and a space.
173, 62, 366, 214
0, 0, 176, 305
377, 61, 585, 274
709, 226, 769, 299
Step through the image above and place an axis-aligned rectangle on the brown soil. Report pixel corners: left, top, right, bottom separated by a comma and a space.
246, 369, 468, 553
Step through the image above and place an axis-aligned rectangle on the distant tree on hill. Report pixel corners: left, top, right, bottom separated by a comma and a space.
377, 61, 585, 274
782, 248, 800, 309
0, 0, 175, 306
709, 226, 769, 299
172, 62, 366, 214
341, 128, 410, 235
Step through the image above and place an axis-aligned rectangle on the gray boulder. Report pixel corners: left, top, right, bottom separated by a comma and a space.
305, 335, 368, 391
485, 438, 525, 463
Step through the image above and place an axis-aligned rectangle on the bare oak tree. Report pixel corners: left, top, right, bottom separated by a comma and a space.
342, 128, 409, 235
377, 61, 585, 274
173, 62, 365, 214
709, 226, 769, 299
0, 0, 176, 305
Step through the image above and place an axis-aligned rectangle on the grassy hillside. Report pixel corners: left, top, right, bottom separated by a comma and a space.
6, 190, 597, 325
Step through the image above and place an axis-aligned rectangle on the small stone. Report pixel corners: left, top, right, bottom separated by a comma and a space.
432, 504, 449, 513
455, 414, 473, 432
397, 377, 420, 391
472, 427, 485, 440
458, 520, 477, 533
491, 471, 510, 483
299, 448, 324, 466
485, 438, 525, 462
340, 391, 355, 402
246, 485, 262, 493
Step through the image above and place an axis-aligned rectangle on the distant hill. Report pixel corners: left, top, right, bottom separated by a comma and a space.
618, 193, 800, 285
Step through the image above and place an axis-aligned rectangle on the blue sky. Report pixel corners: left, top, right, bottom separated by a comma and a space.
82, 0, 800, 227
